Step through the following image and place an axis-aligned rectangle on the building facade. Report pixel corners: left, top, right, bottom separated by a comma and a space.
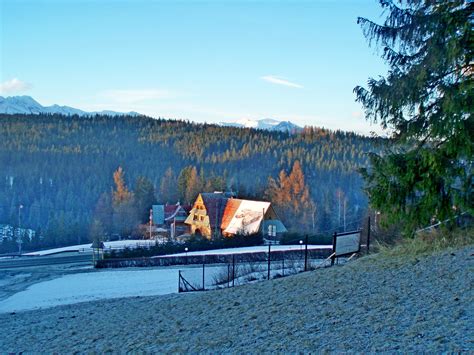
185, 192, 287, 240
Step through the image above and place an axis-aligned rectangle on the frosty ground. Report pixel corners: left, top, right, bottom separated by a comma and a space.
0, 244, 330, 313
0, 245, 472, 352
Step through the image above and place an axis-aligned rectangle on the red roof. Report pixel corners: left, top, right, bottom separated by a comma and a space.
221, 199, 242, 230
164, 205, 178, 215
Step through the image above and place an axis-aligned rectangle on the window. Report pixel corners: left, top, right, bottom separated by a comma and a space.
267, 224, 276, 237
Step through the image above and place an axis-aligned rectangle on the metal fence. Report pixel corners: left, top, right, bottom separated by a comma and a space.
178, 247, 337, 292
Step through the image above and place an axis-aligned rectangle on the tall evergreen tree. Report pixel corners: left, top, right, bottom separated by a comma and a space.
177, 166, 193, 203
354, 0, 473, 234
159, 167, 179, 204
185, 167, 201, 204
134, 176, 156, 223
93, 192, 113, 236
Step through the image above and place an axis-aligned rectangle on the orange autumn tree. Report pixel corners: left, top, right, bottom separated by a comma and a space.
112, 166, 137, 237
266, 160, 315, 231
113, 166, 133, 205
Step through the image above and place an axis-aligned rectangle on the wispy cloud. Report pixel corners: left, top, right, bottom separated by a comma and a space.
0, 78, 32, 94
98, 89, 173, 104
260, 75, 303, 89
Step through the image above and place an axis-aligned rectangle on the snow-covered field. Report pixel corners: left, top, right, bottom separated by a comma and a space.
23, 240, 158, 256
0, 243, 333, 313
0, 265, 224, 313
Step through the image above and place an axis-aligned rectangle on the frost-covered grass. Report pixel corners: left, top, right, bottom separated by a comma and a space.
377, 226, 474, 259
1, 244, 472, 352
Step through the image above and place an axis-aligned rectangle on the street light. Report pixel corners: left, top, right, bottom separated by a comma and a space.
185, 247, 189, 265
17, 205, 24, 256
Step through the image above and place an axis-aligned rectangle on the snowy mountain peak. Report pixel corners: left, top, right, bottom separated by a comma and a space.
220, 118, 301, 132
0, 96, 140, 117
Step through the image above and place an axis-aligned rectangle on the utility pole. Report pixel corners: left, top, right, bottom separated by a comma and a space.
367, 216, 371, 254
343, 199, 346, 232
149, 208, 153, 240
304, 235, 309, 271
337, 190, 341, 228
17, 204, 23, 255
215, 201, 219, 239
267, 243, 271, 280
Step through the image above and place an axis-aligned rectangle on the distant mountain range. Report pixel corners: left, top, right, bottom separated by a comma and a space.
220, 118, 302, 132
0, 96, 302, 132
0, 96, 140, 117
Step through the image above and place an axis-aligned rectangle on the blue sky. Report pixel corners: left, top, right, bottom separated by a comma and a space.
1, 0, 388, 135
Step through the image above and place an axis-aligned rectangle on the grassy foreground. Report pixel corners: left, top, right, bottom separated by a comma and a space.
0, 227, 472, 352
377, 226, 474, 259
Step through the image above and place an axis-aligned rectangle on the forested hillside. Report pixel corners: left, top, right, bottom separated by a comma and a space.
0, 113, 383, 251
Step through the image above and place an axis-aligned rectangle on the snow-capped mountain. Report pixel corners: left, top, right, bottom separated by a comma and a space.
0, 96, 140, 116
220, 118, 302, 132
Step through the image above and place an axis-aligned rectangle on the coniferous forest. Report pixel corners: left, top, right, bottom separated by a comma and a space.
0, 113, 384, 252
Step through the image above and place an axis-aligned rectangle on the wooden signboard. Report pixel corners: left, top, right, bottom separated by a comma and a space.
332, 230, 361, 259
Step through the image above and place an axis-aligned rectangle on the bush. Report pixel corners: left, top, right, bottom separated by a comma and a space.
378, 226, 474, 258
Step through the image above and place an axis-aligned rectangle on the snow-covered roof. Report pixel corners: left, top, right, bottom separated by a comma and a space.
223, 199, 271, 235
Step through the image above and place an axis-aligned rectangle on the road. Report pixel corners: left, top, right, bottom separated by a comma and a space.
0, 252, 93, 269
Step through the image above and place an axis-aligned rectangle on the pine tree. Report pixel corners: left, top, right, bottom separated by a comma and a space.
185, 167, 201, 203
159, 167, 179, 204
93, 192, 113, 237
177, 166, 193, 203
354, 0, 473, 234
134, 176, 156, 223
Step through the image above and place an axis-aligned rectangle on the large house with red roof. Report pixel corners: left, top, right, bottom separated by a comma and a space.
185, 192, 287, 240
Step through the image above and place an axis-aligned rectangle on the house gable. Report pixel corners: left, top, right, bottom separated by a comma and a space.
186, 194, 287, 239
185, 194, 213, 238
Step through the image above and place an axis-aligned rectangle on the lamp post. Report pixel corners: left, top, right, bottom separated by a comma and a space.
299, 240, 303, 257
149, 208, 153, 240
185, 247, 189, 265
17, 204, 24, 256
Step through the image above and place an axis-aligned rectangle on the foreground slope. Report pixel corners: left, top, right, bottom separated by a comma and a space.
0, 246, 472, 352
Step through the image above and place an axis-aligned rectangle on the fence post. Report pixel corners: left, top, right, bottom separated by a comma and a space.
367, 216, 371, 254
331, 232, 337, 266
267, 243, 271, 280
232, 254, 235, 287
202, 255, 205, 291
282, 252, 285, 277
304, 235, 308, 271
